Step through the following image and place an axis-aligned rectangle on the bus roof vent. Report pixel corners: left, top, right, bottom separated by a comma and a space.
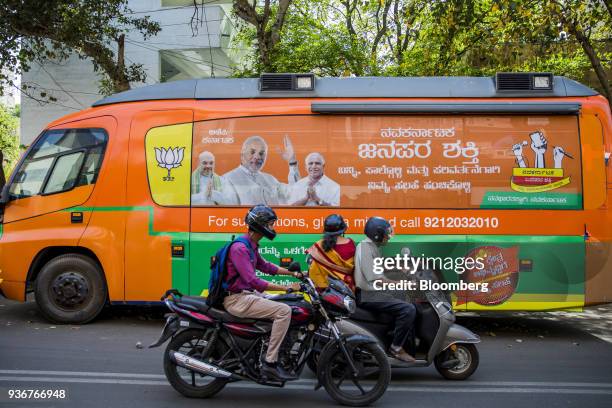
259, 73, 315, 91
496, 72, 553, 91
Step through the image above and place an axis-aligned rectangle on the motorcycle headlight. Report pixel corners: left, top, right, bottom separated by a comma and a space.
343, 296, 356, 314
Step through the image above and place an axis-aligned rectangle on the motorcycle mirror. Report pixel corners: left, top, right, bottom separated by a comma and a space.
287, 261, 302, 273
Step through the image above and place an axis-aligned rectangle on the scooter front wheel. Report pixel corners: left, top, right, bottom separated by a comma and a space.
434, 343, 479, 380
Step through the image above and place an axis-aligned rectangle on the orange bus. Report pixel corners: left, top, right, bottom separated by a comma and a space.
0, 72, 611, 323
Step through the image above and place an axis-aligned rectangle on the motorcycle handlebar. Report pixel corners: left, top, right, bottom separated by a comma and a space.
285, 282, 309, 294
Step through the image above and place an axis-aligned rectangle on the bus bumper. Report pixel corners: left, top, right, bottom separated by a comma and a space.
0, 279, 25, 301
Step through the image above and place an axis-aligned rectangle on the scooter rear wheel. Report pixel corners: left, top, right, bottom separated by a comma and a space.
434, 343, 479, 380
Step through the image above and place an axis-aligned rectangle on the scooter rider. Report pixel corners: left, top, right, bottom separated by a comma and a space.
223, 205, 302, 380
354, 217, 417, 363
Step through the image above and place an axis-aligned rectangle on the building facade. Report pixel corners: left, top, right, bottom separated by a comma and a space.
20, 0, 239, 145
1, 69, 19, 108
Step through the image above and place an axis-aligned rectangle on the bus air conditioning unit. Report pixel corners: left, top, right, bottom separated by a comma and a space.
259, 73, 315, 91
495, 72, 553, 91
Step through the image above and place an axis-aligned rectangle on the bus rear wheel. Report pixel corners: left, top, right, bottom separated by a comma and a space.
34, 254, 107, 324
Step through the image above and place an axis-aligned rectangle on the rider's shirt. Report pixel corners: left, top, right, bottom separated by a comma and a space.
354, 237, 383, 292
226, 234, 278, 293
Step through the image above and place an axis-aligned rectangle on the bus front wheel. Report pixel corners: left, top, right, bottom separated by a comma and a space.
35, 254, 107, 324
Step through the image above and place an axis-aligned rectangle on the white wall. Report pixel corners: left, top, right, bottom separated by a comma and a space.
1, 69, 19, 108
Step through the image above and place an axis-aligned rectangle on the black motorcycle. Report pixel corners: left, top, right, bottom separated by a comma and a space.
150, 272, 391, 406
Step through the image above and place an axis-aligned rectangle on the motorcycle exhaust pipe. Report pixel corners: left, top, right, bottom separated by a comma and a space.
170, 351, 233, 378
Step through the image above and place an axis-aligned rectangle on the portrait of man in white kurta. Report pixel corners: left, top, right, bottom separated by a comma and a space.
289, 152, 340, 206
222, 135, 300, 205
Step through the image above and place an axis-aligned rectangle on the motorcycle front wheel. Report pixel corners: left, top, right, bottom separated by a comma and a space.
163, 329, 229, 398
318, 341, 391, 406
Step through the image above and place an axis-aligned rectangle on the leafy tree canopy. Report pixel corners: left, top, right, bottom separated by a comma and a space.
0, 0, 160, 97
230, 0, 611, 103
0, 103, 19, 179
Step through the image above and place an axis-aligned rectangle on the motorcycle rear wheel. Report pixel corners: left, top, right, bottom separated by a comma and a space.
163, 329, 229, 398
318, 341, 390, 406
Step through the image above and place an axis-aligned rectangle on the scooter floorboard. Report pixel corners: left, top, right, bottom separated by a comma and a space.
388, 357, 429, 368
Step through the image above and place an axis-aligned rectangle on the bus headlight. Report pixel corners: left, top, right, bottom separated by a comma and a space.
533, 74, 552, 90
296, 75, 314, 90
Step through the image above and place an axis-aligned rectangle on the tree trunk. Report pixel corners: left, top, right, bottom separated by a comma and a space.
568, 21, 611, 108
233, 0, 292, 73
114, 34, 130, 93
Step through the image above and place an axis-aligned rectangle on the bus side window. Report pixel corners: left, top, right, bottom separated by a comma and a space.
76, 145, 105, 186
42, 151, 86, 194
8, 128, 108, 200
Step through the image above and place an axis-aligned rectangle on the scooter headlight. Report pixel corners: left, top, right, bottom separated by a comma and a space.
343, 296, 356, 314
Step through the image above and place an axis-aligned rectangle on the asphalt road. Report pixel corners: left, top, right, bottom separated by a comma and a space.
1, 296, 612, 408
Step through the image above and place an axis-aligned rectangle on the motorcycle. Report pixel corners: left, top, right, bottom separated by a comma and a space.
309, 267, 481, 380
149, 271, 391, 406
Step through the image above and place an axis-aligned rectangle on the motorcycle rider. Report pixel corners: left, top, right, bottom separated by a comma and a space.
354, 217, 417, 363
223, 205, 302, 380
307, 214, 356, 290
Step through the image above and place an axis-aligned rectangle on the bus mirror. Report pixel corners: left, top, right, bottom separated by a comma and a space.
0, 184, 9, 205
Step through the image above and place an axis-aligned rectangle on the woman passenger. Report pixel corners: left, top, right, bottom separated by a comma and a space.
307, 214, 356, 291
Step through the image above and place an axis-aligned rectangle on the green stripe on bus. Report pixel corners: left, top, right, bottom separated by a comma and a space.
64, 205, 189, 291
61, 206, 585, 301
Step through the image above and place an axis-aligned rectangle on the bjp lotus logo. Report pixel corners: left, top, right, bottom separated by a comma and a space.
155, 146, 185, 181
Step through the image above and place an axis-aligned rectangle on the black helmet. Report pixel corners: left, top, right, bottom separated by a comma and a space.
364, 217, 392, 244
324, 214, 347, 236
245, 205, 278, 240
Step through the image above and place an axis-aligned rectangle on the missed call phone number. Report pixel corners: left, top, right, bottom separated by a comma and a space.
422, 217, 499, 229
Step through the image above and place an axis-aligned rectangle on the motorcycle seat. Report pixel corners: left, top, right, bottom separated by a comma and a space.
351, 307, 395, 324
267, 293, 304, 302
177, 296, 262, 324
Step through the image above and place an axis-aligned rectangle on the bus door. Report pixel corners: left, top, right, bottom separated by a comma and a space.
124, 110, 193, 301
0, 117, 114, 300
3, 117, 114, 223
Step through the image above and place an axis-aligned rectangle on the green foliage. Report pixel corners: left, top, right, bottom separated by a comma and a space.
230, 0, 610, 99
0, 104, 20, 177
0, 0, 161, 97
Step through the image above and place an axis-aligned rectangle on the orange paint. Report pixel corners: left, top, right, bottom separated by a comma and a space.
0, 89, 610, 308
